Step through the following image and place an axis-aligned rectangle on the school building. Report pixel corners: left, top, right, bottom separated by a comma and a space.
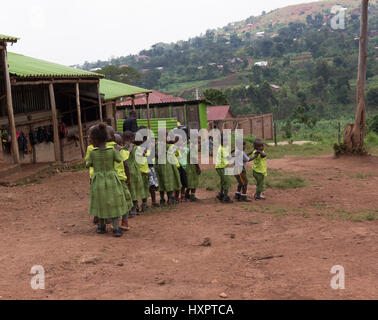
0, 34, 150, 169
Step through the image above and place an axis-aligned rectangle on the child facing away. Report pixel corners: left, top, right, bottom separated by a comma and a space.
215, 133, 233, 204
114, 133, 133, 230
134, 126, 151, 212
233, 140, 254, 202
184, 137, 201, 202
122, 131, 147, 216
86, 123, 128, 237
251, 139, 267, 200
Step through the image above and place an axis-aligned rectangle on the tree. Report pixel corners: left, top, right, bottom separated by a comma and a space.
98, 65, 141, 85
203, 88, 229, 106
343, 0, 369, 153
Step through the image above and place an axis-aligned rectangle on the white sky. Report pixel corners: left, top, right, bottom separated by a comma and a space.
1, 0, 318, 66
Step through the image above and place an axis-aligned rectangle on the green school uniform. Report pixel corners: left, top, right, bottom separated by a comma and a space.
215, 145, 231, 191
185, 146, 200, 189
252, 150, 267, 193
124, 145, 148, 201
86, 147, 128, 219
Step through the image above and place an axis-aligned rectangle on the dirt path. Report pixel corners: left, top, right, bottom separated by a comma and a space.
0, 155, 377, 300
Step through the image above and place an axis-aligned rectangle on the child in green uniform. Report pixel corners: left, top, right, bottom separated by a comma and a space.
114, 133, 133, 230
215, 134, 233, 203
251, 139, 267, 200
86, 123, 127, 237
167, 136, 182, 204
184, 140, 201, 202
122, 131, 145, 216
85, 125, 98, 224
135, 128, 151, 212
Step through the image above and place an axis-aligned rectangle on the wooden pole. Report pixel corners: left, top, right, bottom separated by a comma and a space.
96, 82, 103, 122
75, 83, 85, 158
274, 122, 277, 146
112, 100, 117, 130
48, 83, 61, 162
146, 92, 151, 129
1, 45, 19, 164
132, 96, 135, 111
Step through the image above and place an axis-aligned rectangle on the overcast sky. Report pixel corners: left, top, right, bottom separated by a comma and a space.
1, 0, 319, 66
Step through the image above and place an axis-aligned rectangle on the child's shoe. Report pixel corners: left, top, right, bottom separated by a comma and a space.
190, 194, 200, 202
216, 192, 224, 201
112, 228, 123, 237
168, 196, 175, 205
222, 196, 234, 204
141, 202, 149, 212
96, 224, 106, 234
254, 193, 265, 201
160, 198, 166, 206
234, 192, 241, 201
240, 194, 252, 202
120, 219, 130, 231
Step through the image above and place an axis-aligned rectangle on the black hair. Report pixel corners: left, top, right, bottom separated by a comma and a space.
90, 123, 108, 146
253, 139, 264, 147
122, 131, 135, 143
129, 110, 137, 118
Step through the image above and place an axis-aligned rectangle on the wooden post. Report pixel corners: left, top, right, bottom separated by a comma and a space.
112, 100, 117, 130
274, 122, 277, 146
261, 116, 265, 139
49, 83, 61, 162
132, 96, 135, 111
96, 82, 103, 122
1, 45, 19, 164
75, 83, 85, 158
146, 92, 151, 129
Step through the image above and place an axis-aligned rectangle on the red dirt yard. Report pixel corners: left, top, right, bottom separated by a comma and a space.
0, 154, 377, 300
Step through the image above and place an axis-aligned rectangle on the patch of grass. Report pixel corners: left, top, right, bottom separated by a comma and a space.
266, 176, 307, 189
347, 173, 376, 179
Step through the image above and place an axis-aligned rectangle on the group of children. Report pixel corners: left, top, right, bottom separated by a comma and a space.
85, 123, 201, 237
86, 123, 267, 237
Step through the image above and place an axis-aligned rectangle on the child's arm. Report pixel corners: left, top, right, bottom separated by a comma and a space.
124, 161, 131, 186
86, 151, 93, 168
259, 151, 267, 158
114, 149, 122, 163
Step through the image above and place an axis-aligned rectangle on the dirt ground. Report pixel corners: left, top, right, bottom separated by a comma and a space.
0, 154, 377, 300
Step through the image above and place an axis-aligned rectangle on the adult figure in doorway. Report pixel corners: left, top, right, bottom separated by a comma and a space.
123, 110, 138, 133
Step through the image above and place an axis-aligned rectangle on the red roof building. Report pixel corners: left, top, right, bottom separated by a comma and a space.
117, 90, 185, 107
207, 105, 234, 121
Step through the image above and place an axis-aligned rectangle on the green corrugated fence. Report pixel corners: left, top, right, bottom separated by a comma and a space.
117, 118, 178, 137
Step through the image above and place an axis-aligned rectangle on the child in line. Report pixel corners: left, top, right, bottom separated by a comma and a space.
233, 140, 253, 202
85, 125, 98, 225
184, 137, 201, 202
122, 131, 146, 216
215, 133, 233, 204
251, 139, 267, 200
114, 133, 133, 230
147, 139, 160, 207
86, 123, 127, 237
167, 135, 182, 204
135, 126, 151, 212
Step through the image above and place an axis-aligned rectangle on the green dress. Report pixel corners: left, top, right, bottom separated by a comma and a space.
155, 142, 182, 192
86, 147, 128, 219
124, 145, 147, 201
185, 147, 199, 189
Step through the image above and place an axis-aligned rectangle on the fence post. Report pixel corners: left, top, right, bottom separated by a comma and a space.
338, 122, 341, 145
274, 122, 277, 146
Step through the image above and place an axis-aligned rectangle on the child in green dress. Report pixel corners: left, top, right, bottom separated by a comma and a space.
122, 131, 146, 216
184, 138, 201, 202
114, 133, 133, 230
215, 133, 233, 204
86, 123, 128, 237
251, 139, 267, 200
167, 135, 182, 204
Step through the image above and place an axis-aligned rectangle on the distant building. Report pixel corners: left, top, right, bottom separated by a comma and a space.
254, 61, 269, 68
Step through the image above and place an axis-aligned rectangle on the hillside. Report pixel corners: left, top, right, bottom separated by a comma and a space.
80, 0, 378, 120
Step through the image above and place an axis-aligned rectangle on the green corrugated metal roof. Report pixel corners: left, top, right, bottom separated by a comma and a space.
0, 34, 19, 42
7, 52, 102, 78
100, 79, 151, 101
